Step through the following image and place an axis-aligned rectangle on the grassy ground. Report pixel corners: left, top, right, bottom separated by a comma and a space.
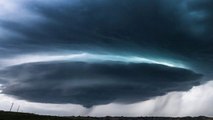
0, 111, 212, 120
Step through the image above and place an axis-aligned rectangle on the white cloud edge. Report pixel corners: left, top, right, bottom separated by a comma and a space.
0, 53, 187, 69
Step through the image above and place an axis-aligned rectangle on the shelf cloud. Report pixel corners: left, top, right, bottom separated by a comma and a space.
0, 61, 202, 107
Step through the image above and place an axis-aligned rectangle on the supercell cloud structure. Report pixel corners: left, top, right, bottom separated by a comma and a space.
0, 61, 201, 108
0, 0, 213, 115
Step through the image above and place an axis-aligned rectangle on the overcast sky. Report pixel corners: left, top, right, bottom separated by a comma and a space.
0, 0, 213, 117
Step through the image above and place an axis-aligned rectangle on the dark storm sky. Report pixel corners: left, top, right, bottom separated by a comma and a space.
0, 0, 213, 109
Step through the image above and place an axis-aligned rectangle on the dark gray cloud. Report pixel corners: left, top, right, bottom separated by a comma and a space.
0, 61, 202, 107
0, 0, 213, 71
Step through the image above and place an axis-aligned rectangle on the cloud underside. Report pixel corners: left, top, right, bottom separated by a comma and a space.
1, 61, 202, 108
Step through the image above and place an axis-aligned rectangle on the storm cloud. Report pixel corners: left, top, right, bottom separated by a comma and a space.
0, 0, 212, 115
0, 0, 213, 70
0, 61, 202, 107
